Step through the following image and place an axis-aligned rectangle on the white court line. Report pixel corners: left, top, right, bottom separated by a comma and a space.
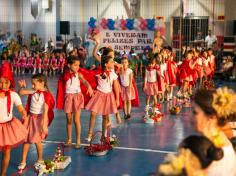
43, 140, 175, 154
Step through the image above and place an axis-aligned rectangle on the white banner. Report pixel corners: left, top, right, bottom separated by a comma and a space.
100, 30, 154, 53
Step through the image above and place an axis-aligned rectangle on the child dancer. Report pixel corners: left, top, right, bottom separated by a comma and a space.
19, 52, 27, 75
86, 55, 120, 138
0, 62, 28, 176
12, 51, 20, 75
143, 56, 162, 120
33, 52, 42, 74
42, 53, 50, 76
207, 48, 216, 80
195, 49, 204, 87
56, 56, 93, 148
27, 54, 34, 74
159, 51, 168, 102
49, 53, 58, 76
119, 56, 139, 119
58, 53, 66, 74
17, 74, 55, 171
166, 53, 177, 100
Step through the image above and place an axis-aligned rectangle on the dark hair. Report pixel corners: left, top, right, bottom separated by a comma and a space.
101, 55, 113, 71
187, 50, 193, 55
32, 73, 49, 91
230, 137, 236, 152
67, 56, 80, 65
102, 47, 113, 57
208, 48, 213, 51
193, 89, 236, 126
179, 135, 223, 169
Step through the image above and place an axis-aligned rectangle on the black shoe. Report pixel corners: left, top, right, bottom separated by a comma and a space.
126, 114, 131, 119
124, 114, 128, 120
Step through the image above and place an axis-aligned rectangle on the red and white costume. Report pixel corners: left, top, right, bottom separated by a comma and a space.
27, 56, 34, 69
25, 91, 55, 143
166, 59, 177, 86
56, 72, 84, 113
144, 66, 162, 96
85, 71, 118, 115
19, 56, 27, 68
42, 58, 50, 70
34, 57, 41, 69
50, 57, 58, 70
0, 62, 27, 151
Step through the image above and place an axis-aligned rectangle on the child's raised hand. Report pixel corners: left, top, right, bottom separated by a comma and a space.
18, 79, 26, 88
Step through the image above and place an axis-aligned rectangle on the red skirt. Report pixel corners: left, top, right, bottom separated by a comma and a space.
144, 82, 159, 96
0, 118, 28, 151
85, 90, 118, 115
24, 113, 46, 144
120, 85, 136, 101
64, 93, 84, 113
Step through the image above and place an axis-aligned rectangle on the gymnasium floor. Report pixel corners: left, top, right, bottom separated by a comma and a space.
2, 75, 236, 176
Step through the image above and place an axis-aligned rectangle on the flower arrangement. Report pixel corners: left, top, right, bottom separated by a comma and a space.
158, 148, 205, 176
35, 160, 55, 176
84, 131, 113, 156
212, 87, 236, 119
53, 145, 71, 170
150, 112, 163, 122
169, 105, 181, 115
109, 134, 119, 147
202, 80, 215, 90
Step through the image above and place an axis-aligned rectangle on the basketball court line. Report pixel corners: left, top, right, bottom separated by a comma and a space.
43, 140, 176, 154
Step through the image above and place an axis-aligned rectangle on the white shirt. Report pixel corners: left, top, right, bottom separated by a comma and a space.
146, 69, 157, 82
160, 63, 167, 77
0, 92, 22, 123
65, 73, 81, 94
120, 68, 132, 87
207, 137, 236, 176
29, 92, 45, 114
197, 57, 203, 66
96, 71, 118, 93
205, 35, 217, 48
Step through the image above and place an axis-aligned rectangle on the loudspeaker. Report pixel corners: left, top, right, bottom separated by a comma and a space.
60, 21, 70, 35
234, 20, 236, 35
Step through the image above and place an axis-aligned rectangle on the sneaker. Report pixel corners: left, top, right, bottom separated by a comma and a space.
34, 160, 45, 170
18, 162, 26, 170
85, 132, 93, 142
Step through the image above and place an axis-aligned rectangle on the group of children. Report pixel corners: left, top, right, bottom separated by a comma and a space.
0, 34, 217, 175
11, 51, 66, 76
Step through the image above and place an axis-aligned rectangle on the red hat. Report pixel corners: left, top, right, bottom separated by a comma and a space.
0, 61, 15, 88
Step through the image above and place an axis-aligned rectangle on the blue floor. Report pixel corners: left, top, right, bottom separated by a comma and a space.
1, 75, 236, 176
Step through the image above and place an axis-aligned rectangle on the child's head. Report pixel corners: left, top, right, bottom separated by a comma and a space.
67, 56, 80, 73
121, 56, 129, 68
186, 50, 193, 59
31, 73, 49, 91
0, 62, 15, 90
179, 135, 223, 169
157, 135, 223, 176
194, 49, 200, 57
208, 48, 213, 55
102, 47, 114, 58
148, 54, 157, 66
101, 55, 114, 71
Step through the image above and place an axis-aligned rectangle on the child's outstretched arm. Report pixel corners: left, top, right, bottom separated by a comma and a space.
113, 79, 120, 107
17, 104, 28, 123
78, 73, 94, 96
18, 80, 35, 95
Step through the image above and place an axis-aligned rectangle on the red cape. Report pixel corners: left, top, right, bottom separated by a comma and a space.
26, 91, 55, 126
118, 76, 140, 107
167, 60, 177, 85
56, 68, 99, 110
143, 66, 162, 92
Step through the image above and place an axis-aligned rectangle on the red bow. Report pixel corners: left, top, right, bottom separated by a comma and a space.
0, 90, 11, 115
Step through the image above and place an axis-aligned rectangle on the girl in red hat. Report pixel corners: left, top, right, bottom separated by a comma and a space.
17, 73, 55, 171
0, 62, 28, 176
